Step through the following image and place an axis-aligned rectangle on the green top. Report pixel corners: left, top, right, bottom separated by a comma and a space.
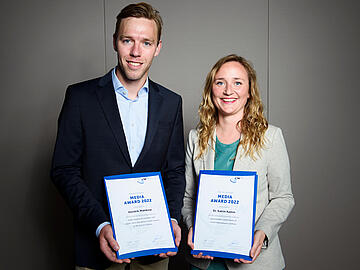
190, 137, 240, 270
214, 136, 240, 171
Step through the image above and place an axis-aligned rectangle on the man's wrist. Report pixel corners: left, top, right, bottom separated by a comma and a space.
171, 218, 178, 224
96, 221, 111, 237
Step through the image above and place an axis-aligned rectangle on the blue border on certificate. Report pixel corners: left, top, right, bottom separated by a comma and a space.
104, 172, 177, 259
191, 170, 258, 261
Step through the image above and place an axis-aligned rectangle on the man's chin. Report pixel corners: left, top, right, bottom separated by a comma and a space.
124, 69, 148, 81
125, 75, 145, 82
117, 65, 148, 83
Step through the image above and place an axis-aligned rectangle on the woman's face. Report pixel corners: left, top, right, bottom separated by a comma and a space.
212, 61, 250, 118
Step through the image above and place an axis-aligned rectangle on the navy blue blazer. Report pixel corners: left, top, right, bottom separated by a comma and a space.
51, 71, 185, 269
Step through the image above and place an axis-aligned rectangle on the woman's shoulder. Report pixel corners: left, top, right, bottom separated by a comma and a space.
265, 124, 284, 143
186, 129, 201, 157
188, 128, 199, 141
265, 124, 281, 135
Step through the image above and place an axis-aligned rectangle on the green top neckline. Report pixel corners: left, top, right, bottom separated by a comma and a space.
215, 136, 240, 147
214, 136, 240, 171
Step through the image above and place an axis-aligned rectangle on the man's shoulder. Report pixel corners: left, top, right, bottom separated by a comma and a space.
149, 79, 181, 100
67, 76, 102, 92
66, 71, 112, 93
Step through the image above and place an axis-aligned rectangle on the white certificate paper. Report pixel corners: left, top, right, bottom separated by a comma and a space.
192, 170, 258, 260
104, 172, 177, 259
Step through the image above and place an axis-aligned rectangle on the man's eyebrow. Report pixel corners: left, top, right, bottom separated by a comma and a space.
119, 35, 131, 39
119, 35, 155, 43
143, 38, 155, 43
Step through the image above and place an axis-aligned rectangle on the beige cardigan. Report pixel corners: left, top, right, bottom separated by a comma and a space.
181, 125, 295, 270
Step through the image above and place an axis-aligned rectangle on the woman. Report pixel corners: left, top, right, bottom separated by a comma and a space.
181, 54, 295, 270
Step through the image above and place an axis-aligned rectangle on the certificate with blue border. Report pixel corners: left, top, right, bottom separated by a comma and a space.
104, 172, 177, 259
192, 170, 258, 261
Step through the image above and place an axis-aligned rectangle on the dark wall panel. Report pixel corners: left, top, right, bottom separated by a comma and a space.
0, 0, 105, 268
269, 0, 360, 269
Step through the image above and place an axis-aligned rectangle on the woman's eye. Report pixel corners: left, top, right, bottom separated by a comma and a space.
235, 81, 242, 86
216, 81, 224, 86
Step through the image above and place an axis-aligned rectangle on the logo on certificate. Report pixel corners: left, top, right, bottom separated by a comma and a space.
229, 177, 241, 183
137, 178, 146, 184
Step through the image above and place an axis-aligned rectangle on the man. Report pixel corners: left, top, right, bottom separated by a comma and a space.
51, 2, 185, 269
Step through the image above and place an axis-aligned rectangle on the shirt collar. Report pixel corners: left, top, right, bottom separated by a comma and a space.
111, 67, 149, 99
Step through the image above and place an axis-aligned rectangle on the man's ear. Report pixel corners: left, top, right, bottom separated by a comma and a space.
113, 34, 117, 52
154, 40, 162, 57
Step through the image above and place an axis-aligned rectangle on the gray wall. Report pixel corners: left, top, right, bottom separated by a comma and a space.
0, 0, 359, 269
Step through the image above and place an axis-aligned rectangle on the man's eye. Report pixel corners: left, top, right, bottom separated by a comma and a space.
144, 41, 152, 46
122, 39, 131, 44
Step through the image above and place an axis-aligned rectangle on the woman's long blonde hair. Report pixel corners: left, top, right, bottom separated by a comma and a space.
197, 54, 268, 160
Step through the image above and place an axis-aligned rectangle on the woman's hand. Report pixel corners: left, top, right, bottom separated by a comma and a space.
188, 226, 214, 260
234, 230, 266, 264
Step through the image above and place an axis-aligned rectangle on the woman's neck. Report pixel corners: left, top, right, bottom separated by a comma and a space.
216, 114, 242, 144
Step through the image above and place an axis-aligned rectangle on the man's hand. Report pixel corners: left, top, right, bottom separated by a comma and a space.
158, 220, 181, 258
187, 226, 213, 260
99, 224, 131, 264
234, 230, 266, 264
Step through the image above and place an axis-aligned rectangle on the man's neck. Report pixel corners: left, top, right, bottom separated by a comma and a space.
115, 69, 147, 100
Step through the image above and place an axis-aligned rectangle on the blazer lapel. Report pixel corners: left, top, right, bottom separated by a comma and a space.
134, 79, 163, 167
96, 71, 132, 167
233, 133, 253, 171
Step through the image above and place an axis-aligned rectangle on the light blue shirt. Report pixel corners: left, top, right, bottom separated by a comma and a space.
112, 68, 149, 167
96, 68, 149, 237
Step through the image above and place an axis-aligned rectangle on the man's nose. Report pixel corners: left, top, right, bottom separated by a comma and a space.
130, 42, 141, 57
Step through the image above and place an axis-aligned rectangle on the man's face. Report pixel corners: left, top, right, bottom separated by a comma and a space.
113, 17, 161, 85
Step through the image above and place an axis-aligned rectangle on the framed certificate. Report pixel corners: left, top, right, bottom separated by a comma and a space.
192, 170, 258, 261
104, 172, 177, 259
